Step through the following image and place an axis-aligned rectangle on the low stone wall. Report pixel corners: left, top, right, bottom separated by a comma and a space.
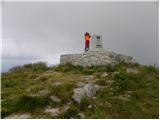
60, 51, 135, 67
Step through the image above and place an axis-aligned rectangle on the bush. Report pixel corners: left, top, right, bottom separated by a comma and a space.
11, 95, 50, 112
56, 105, 79, 118
79, 97, 90, 110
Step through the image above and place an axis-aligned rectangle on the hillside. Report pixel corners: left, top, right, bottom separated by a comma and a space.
1, 62, 159, 119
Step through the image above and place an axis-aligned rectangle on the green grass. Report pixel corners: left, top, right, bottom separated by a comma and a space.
1, 62, 159, 119
1, 95, 51, 118
49, 83, 75, 103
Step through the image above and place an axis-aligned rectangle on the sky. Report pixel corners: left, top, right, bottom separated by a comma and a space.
2, 1, 159, 72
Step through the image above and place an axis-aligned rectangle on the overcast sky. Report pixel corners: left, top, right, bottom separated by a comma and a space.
2, 1, 159, 72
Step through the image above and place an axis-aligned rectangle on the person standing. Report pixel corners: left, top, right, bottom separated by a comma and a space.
84, 32, 91, 52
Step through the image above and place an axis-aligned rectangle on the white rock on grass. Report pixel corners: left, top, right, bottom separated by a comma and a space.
50, 95, 61, 103
117, 94, 131, 102
101, 72, 108, 77
44, 107, 60, 116
126, 68, 138, 74
44, 106, 69, 117
84, 83, 100, 97
72, 83, 101, 103
51, 82, 63, 86
4, 114, 32, 119
78, 113, 85, 119
106, 80, 114, 84
88, 105, 93, 109
72, 88, 86, 103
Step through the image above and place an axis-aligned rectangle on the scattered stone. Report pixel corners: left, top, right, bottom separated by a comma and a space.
118, 94, 131, 101
84, 84, 95, 97
72, 88, 86, 103
50, 95, 61, 103
94, 84, 101, 91
106, 80, 114, 84
52, 82, 63, 86
126, 68, 138, 74
44, 107, 60, 116
101, 72, 108, 77
78, 113, 85, 119
29, 94, 40, 97
72, 83, 101, 103
127, 91, 133, 94
88, 105, 93, 109
5, 114, 32, 119
93, 96, 97, 99
67, 102, 72, 105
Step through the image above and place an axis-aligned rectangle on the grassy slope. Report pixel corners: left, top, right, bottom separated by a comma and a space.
1, 62, 159, 118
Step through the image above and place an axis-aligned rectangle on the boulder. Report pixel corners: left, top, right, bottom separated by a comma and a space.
72, 83, 101, 103
84, 83, 95, 97
72, 88, 86, 103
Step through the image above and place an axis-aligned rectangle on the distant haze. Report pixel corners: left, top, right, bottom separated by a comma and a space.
2, 1, 159, 72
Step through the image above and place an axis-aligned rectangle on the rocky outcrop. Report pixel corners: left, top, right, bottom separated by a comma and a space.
72, 83, 101, 103
60, 50, 135, 67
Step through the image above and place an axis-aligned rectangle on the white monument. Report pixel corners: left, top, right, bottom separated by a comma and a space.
90, 34, 103, 51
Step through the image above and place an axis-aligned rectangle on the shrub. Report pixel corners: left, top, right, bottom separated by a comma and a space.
11, 95, 50, 112
56, 105, 79, 118
79, 97, 90, 110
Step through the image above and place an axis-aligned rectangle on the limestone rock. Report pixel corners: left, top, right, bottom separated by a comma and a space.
84, 83, 96, 97
60, 50, 135, 67
78, 113, 85, 119
106, 80, 114, 84
4, 114, 32, 119
50, 95, 61, 103
72, 83, 101, 103
72, 88, 86, 103
51, 82, 63, 86
101, 72, 108, 77
44, 107, 60, 116
117, 94, 131, 102
88, 105, 93, 109
126, 68, 138, 74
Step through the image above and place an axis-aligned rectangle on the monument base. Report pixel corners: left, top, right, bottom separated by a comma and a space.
60, 50, 135, 67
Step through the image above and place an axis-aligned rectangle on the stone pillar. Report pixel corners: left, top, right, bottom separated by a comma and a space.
90, 34, 103, 51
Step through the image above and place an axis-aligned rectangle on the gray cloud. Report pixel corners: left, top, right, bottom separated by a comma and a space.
2, 1, 159, 71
